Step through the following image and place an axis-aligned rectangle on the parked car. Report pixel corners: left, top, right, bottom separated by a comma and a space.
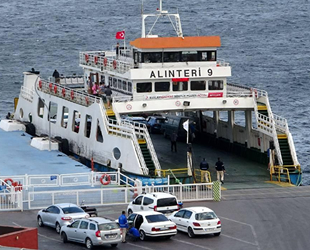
147, 116, 167, 133
127, 211, 177, 240
168, 206, 221, 237
127, 192, 179, 216
37, 203, 90, 233
60, 217, 121, 249
124, 116, 150, 131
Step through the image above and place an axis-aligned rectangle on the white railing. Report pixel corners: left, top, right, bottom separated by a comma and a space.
21, 86, 34, 103
216, 58, 230, 67
48, 75, 84, 86
0, 189, 23, 211
287, 132, 300, 166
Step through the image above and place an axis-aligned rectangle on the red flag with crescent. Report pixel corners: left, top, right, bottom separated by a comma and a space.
115, 31, 125, 39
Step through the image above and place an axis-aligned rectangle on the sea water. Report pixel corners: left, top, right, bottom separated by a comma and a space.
0, 0, 309, 183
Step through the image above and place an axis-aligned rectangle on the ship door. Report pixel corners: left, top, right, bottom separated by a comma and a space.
90, 73, 99, 85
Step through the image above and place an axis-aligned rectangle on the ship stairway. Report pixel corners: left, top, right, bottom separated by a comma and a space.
252, 89, 301, 183
34, 79, 161, 177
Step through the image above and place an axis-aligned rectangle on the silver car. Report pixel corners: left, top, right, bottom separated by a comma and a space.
60, 217, 122, 249
37, 203, 89, 233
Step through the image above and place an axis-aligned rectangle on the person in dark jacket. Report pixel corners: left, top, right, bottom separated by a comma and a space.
215, 157, 225, 184
104, 86, 112, 108
118, 211, 128, 243
170, 131, 178, 152
52, 69, 60, 83
200, 158, 209, 182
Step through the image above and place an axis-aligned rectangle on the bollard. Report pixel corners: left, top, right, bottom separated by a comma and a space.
213, 181, 221, 201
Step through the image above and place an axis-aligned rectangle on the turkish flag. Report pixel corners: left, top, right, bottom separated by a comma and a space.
115, 31, 125, 39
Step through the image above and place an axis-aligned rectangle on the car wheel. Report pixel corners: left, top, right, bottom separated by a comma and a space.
61, 232, 68, 243
111, 244, 118, 247
85, 237, 93, 249
165, 236, 171, 239
55, 222, 61, 234
139, 230, 146, 241
214, 232, 221, 236
37, 216, 44, 227
187, 227, 195, 238
128, 209, 133, 215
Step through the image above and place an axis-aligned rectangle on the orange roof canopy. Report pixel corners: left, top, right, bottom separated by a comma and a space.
130, 36, 221, 49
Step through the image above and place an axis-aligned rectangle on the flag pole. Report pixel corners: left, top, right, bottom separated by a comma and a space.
186, 119, 189, 144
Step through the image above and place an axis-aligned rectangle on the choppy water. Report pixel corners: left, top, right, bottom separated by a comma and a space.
0, 0, 309, 183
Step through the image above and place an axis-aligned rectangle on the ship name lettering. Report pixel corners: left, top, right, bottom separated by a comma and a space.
150, 68, 202, 78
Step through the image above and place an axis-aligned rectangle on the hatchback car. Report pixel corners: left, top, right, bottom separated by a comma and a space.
127, 211, 177, 241
60, 217, 121, 249
168, 206, 221, 237
147, 116, 167, 133
37, 203, 90, 233
125, 116, 150, 131
127, 192, 179, 216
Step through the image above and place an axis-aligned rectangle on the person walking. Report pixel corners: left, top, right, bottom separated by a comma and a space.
170, 131, 178, 152
52, 69, 60, 84
200, 158, 209, 182
215, 157, 225, 184
118, 211, 128, 243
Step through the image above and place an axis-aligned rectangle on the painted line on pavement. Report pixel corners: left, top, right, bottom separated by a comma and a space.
220, 216, 260, 250
127, 242, 155, 249
172, 238, 213, 250
12, 222, 62, 243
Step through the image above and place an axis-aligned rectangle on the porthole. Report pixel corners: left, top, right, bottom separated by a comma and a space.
113, 147, 121, 160
20, 108, 24, 119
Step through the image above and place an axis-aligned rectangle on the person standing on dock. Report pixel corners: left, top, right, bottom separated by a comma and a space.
171, 131, 178, 152
52, 69, 60, 84
215, 157, 225, 184
200, 158, 209, 182
118, 211, 128, 243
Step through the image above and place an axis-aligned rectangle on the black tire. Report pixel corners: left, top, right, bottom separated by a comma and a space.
187, 227, 195, 238
85, 237, 93, 249
214, 232, 221, 236
128, 209, 133, 215
25, 123, 36, 136
139, 230, 146, 241
55, 222, 61, 234
111, 244, 118, 247
61, 232, 68, 243
61, 138, 70, 155
37, 216, 44, 227
165, 236, 172, 239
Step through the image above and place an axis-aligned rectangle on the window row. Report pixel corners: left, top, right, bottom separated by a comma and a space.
136, 80, 224, 93
108, 77, 132, 92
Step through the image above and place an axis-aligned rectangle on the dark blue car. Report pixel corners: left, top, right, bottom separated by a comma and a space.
147, 116, 167, 134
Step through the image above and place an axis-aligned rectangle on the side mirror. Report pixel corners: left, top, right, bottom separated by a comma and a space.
67, 224, 72, 228
42, 209, 47, 213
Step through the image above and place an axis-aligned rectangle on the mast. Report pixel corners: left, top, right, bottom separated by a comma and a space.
141, 0, 183, 38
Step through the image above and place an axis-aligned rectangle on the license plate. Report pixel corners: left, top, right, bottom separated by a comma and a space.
204, 228, 213, 231
106, 234, 117, 238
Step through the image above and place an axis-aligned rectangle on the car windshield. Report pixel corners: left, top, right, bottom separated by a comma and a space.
157, 198, 177, 207
62, 206, 84, 214
99, 222, 119, 231
146, 214, 169, 223
195, 212, 217, 220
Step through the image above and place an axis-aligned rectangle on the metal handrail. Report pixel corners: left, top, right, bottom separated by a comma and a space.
271, 166, 291, 184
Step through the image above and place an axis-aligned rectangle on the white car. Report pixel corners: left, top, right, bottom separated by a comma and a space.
127, 211, 177, 241
168, 207, 221, 237
37, 203, 90, 233
127, 192, 179, 216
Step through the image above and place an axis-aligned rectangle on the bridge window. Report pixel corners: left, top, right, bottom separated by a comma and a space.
61, 106, 69, 128
198, 51, 216, 61
73, 110, 81, 133
118, 79, 122, 89
173, 81, 188, 91
182, 51, 197, 62
37, 98, 44, 118
122, 81, 127, 91
143, 52, 162, 63
191, 80, 206, 90
85, 115, 92, 138
155, 82, 170, 92
208, 80, 223, 90
113, 78, 117, 88
48, 102, 58, 123
163, 52, 180, 62
128, 82, 132, 92
137, 82, 152, 93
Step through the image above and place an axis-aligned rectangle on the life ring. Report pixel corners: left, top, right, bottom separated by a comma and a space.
85, 96, 89, 104
62, 88, 66, 97
4, 178, 14, 186
113, 60, 117, 69
39, 80, 42, 89
49, 83, 53, 91
104, 57, 108, 67
70, 90, 74, 100
85, 54, 89, 63
54, 85, 58, 94
94, 56, 98, 65
100, 174, 111, 185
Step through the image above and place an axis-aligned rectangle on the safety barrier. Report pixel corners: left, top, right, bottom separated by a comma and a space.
0, 180, 23, 211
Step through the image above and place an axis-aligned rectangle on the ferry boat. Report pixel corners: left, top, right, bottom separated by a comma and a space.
12, 0, 301, 185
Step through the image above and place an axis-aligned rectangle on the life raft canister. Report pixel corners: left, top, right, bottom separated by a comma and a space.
39, 80, 42, 89
70, 90, 74, 100
104, 57, 108, 67
85, 96, 89, 104
85, 54, 89, 63
49, 83, 53, 91
54, 85, 58, 94
100, 174, 111, 185
113, 60, 117, 69
94, 56, 98, 65
62, 88, 66, 97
